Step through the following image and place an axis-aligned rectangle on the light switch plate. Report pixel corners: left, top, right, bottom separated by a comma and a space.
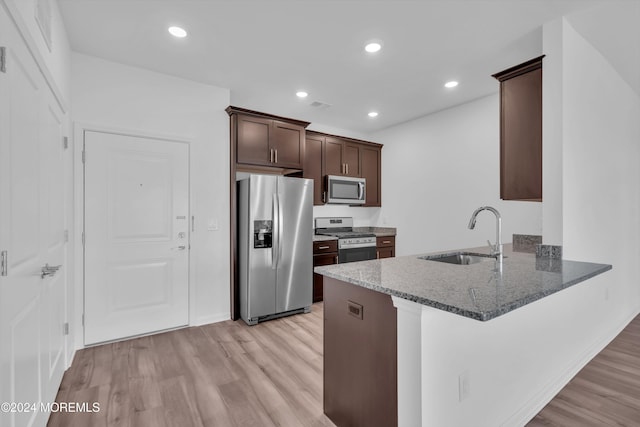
207, 218, 218, 231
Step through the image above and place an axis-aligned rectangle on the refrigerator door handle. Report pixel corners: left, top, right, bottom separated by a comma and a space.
278, 193, 284, 266
272, 193, 278, 269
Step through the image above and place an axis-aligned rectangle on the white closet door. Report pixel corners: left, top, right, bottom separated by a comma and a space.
0, 8, 67, 427
84, 131, 189, 345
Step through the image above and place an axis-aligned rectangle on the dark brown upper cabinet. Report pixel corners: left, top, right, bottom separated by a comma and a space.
303, 132, 325, 205
304, 131, 382, 206
228, 106, 310, 171
323, 137, 361, 177
360, 144, 381, 207
324, 136, 345, 176
343, 142, 361, 177
493, 56, 544, 202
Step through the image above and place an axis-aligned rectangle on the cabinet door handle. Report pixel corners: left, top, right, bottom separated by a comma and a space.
335, 255, 339, 264
270, 149, 273, 162
377, 250, 380, 259
318, 245, 330, 250
382, 240, 391, 244
274, 149, 278, 163
346, 164, 349, 175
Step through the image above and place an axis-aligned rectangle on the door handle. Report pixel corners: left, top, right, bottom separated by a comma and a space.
277, 193, 284, 266
41, 264, 61, 279
171, 245, 186, 250
272, 193, 278, 269
1, 251, 7, 276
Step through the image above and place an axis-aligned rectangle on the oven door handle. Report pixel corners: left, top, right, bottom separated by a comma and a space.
358, 182, 365, 201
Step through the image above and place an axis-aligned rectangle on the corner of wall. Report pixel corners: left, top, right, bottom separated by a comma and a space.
541, 17, 564, 246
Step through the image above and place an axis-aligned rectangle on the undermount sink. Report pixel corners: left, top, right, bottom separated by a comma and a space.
419, 252, 497, 265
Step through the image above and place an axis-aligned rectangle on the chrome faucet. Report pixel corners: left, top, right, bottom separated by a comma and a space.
468, 206, 503, 264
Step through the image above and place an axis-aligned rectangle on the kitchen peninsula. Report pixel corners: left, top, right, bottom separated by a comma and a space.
315, 246, 612, 427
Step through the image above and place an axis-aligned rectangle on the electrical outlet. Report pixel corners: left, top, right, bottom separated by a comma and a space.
459, 370, 470, 402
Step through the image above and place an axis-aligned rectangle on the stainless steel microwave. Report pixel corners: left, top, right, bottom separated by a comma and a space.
326, 175, 366, 205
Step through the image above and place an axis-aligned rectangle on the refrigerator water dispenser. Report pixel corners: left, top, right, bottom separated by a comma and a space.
254, 220, 272, 248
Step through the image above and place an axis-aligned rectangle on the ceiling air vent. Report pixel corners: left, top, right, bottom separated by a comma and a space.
309, 100, 332, 109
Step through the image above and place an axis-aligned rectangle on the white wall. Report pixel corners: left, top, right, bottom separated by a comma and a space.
71, 53, 231, 344
560, 16, 640, 310
372, 95, 543, 256
541, 19, 564, 245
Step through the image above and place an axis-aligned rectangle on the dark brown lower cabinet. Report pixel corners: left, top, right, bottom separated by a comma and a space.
313, 240, 338, 302
376, 236, 395, 259
323, 277, 397, 427
313, 253, 337, 302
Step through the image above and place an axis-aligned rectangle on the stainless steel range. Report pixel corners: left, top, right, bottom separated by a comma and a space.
315, 217, 377, 263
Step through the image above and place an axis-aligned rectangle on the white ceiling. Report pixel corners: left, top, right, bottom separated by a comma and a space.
58, 0, 624, 134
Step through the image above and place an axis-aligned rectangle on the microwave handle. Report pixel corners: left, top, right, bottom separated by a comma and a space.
358, 182, 364, 200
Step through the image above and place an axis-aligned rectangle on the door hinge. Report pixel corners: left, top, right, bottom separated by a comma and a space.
64, 230, 69, 242
63, 322, 69, 335
1, 251, 7, 276
0, 47, 6, 73
63, 136, 69, 150
82, 150, 86, 163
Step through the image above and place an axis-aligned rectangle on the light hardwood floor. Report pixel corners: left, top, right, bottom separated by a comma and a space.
49, 307, 640, 426
48, 303, 335, 427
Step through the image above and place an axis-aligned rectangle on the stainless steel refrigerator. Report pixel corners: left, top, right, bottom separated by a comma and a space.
237, 174, 313, 325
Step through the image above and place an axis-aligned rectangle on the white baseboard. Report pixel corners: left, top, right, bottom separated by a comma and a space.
193, 312, 231, 326
503, 308, 640, 427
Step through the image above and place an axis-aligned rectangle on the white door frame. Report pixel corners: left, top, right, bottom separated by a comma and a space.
72, 122, 195, 351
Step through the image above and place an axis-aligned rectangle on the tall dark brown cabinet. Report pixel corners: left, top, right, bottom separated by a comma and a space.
493, 56, 544, 201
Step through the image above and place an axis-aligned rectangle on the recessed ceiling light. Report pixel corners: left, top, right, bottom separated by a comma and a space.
368, 111, 379, 118
444, 81, 459, 88
365, 42, 382, 53
168, 26, 187, 38
296, 91, 308, 98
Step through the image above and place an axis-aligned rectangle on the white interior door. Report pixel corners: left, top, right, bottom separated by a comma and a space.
0, 8, 67, 427
84, 131, 189, 345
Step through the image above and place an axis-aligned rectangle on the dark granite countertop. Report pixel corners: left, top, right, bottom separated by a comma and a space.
353, 226, 396, 237
314, 245, 612, 321
313, 234, 338, 242
312, 226, 396, 241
